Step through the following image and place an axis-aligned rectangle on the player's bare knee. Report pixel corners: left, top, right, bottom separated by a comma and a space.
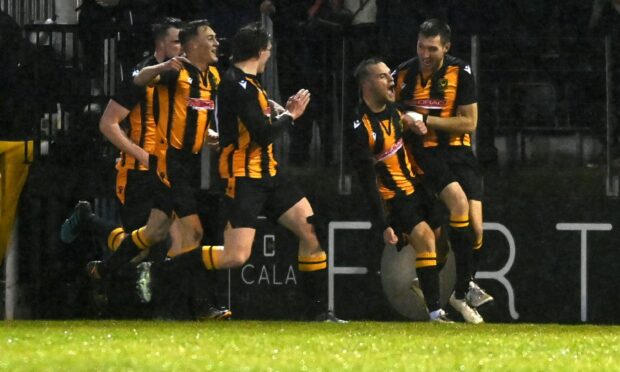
299, 225, 319, 245
413, 233, 436, 254
228, 248, 251, 267
410, 222, 436, 253
147, 224, 169, 243
452, 196, 469, 216
191, 227, 203, 244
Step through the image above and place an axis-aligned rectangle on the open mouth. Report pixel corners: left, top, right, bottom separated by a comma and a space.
388, 84, 395, 94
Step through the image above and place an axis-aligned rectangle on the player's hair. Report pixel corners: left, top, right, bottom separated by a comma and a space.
231, 22, 271, 63
179, 19, 212, 46
353, 57, 384, 85
419, 18, 451, 45
151, 17, 184, 42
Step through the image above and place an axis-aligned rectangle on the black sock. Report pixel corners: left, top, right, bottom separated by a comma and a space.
192, 267, 218, 318
471, 246, 482, 280
449, 224, 473, 299
298, 268, 327, 317
98, 235, 142, 278
161, 247, 204, 276
417, 265, 440, 312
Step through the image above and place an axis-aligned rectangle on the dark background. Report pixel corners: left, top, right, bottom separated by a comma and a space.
1, 0, 619, 323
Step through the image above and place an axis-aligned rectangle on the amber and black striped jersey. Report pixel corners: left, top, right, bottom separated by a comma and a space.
217, 66, 293, 179
154, 62, 220, 155
112, 55, 158, 171
350, 103, 418, 231
394, 54, 476, 148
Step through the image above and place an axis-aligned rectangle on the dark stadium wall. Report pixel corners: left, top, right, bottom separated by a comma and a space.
13, 139, 620, 324
223, 166, 620, 324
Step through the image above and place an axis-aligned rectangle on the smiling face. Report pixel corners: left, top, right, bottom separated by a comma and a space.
416, 34, 450, 75
363, 62, 395, 106
187, 25, 219, 65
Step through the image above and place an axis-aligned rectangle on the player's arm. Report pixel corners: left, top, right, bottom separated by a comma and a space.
423, 64, 478, 134
99, 99, 149, 167
133, 56, 188, 86
350, 121, 396, 244
237, 85, 310, 147
269, 99, 286, 117
425, 102, 478, 134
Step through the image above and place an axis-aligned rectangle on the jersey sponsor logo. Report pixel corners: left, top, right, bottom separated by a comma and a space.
239, 80, 247, 89
188, 97, 215, 111
375, 138, 403, 162
406, 98, 447, 110
353, 120, 362, 129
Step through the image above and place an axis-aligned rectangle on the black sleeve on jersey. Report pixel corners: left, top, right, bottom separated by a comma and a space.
350, 118, 389, 232
235, 82, 292, 147
456, 65, 477, 106
216, 78, 235, 144
111, 81, 145, 110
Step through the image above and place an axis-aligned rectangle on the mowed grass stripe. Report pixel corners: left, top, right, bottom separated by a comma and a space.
1, 321, 620, 371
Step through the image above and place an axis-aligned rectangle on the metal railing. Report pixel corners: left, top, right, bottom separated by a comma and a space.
1, 0, 56, 25
9, 22, 619, 192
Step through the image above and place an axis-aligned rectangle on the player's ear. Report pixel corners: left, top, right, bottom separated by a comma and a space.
443, 41, 451, 53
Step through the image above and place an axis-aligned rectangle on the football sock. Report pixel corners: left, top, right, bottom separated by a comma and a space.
98, 227, 153, 277
201, 245, 224, 270
106, 227, 126, 252
298, 251, 328, 316
416, 251, 440, 312
449, 214, 473, 299
471, 237, 483, 279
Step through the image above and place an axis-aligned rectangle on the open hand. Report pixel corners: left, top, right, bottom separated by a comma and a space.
284, 89, 311, 120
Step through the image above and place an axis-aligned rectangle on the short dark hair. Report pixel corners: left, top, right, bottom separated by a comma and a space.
179, 19, 212, 46
354, 57, 384, 85
418, 18, 451, 44
231, 22, 271, 63
151, 17, 184, 42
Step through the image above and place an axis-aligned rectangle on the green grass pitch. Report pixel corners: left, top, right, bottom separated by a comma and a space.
1, 321, 620, 371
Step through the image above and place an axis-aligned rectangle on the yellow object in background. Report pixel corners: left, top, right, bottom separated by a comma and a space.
0, 141, 33, 264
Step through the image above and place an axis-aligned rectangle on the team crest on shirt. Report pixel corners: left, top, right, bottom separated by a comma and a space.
439, 78, 448, 90
188, 97, 215, 111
